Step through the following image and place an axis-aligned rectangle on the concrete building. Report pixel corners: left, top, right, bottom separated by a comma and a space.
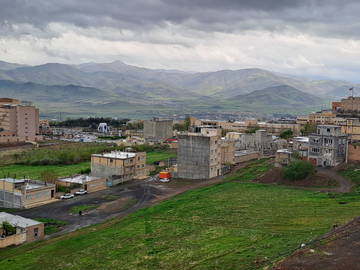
234, 150, 260, 164
56, 175, 107, 193
0, 212, 44, 248
292, 137, 309, 158
0, 98, 41, 144
234, 130, 278, 156
308, 125, 348, 167
91, 151, 147, 186
177, 128, 221, 180
143, 118, 173, 142
0, 178, 56, 209
275, 149, 293, 167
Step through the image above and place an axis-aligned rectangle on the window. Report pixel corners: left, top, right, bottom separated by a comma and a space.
34, 228, 39, 238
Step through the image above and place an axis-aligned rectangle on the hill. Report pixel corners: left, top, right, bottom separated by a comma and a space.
0, 59, 356, 117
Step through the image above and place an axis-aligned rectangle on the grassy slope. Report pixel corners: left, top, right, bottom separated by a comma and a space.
1, 160, 360, 269
0, 162, 90, 179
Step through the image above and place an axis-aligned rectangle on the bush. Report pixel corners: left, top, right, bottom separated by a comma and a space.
282, 160, 315, 181
279, 129, 293, 140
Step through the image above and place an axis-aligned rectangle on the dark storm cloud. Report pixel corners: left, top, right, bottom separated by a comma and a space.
0, 0, 359, 38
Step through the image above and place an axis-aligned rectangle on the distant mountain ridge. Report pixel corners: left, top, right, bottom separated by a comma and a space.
0, 60, 355, 117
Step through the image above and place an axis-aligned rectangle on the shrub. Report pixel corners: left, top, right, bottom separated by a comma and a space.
280, 129, 293, 140
282, 160, 315, 181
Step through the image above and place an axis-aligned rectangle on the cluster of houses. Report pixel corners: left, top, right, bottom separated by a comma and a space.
3, 96, 360, 248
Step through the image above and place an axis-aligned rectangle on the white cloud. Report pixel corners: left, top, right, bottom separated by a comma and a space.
1, 22, 360, 81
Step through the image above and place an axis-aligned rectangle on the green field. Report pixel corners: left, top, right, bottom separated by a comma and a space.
1, 160, 360, 270
0, 162, 90, 179
146, 151, 176, 164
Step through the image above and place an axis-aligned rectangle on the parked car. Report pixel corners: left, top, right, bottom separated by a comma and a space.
159, 178, 170, 183
60, 193, 74, 199
75, 189, 88, 195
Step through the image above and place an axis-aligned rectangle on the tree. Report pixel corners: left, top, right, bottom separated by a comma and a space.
282, 160, 315, 181
40, 170, 58, 184
245, 125, 260, 133
301, 123, 317, 136
280, 129, 294, 140
2, 221, 16, 236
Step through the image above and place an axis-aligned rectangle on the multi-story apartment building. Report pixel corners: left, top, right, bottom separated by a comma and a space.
143, 118, 173, 142
91, 151, 147, 186
308, 125, 348, 167
0, 98, 41, 144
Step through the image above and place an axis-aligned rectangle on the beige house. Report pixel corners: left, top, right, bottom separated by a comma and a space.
0, 212, 44, 248
56, 175, 107, 193
0, 178, 56, 209
0, 98, 42, 144
91, 151, 148, 186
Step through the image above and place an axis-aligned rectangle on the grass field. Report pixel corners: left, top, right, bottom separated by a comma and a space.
0, 162, 90, 179
1, 159, 360, 270
146, 151, 176, 164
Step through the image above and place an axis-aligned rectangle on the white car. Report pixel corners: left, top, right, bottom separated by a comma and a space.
159, 178, 170, 183
60, 193, 74, 199
75, 189, 88, 195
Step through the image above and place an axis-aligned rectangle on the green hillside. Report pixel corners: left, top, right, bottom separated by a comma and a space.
1, 160, 359, 270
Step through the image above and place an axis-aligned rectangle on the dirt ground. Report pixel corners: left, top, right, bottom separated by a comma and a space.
256, 167, 352, 192
273, 216, 360, 270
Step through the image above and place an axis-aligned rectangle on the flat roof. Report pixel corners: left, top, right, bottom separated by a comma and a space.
58, 175, 102, 184
0, 212, 41, 228
0, 178, 53, 190
277, 149, 293, 154
92, 151, 136, 159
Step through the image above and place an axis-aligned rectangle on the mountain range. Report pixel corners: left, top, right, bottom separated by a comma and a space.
0, 60, 356, 118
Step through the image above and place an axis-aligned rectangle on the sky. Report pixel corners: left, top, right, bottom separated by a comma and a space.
1, 0, 360, 81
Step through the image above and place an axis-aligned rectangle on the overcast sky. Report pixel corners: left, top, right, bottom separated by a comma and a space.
1, 0, 360, 81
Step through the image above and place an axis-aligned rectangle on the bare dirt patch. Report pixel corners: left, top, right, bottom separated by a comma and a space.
273, 216, 360, 270
97, 197, 135, 213
256, 167, 338, 188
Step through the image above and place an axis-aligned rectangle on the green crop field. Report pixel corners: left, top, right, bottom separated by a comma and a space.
1, 160, 360, 270
146, 151, 176, 164
0, 162, 90, 179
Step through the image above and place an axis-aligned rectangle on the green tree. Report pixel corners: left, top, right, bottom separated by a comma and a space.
280, 129, 294, 140
301, 123, 317, 136
245, 125, 260, 133
2, 221, 16, 236
40, 170, 58, 184
282, 160, 315, 181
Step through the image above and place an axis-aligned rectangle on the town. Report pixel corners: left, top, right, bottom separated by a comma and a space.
1, 94, 360, 268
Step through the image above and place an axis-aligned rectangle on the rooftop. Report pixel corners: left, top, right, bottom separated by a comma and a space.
0, 212, 41, 228
0, 178, 54, 190
92, 151, 137, 159
58, 175, 102, 184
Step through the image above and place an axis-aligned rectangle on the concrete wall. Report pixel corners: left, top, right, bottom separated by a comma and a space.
234, 152, 260, 164
25, 223, 44, 242
0, 231, 26, 248
144, 119, 173, 142
177, 134, 220, 179
348, 144, 360, 163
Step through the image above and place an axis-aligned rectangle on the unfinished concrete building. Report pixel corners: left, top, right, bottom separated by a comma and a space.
0, 179, 55, 209
143, 118, 173, 142
308, 125, 348, 167
232, 130, 279, 156
91, 151, 147, 186
177, 128, 221, 180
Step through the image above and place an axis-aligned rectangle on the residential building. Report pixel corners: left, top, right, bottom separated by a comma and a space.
177, 128, 221, 179
292, 137, 309, 158
0, 178, 56, 209
234, 150, 260, 164
0, 212, 44, 248
143, 118, 173, 142
308, 125, 348, 167
0, 98, 41, 144
91, 151, 147, 186
275, 149, 293, 167
56, 175, 107, 193
235, 130, 278, 156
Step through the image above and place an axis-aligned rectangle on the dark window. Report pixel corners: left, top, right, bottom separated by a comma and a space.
34, 228, 39, 237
